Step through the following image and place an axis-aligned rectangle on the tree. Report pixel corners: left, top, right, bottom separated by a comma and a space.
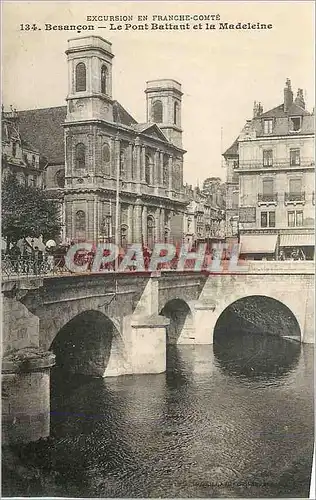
2, 173, 62, 251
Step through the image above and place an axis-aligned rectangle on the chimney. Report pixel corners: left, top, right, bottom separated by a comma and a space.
294, 88, 305, 109
284, 78, 293, 112
253, 101, 263, 117
253, 101, 259, 117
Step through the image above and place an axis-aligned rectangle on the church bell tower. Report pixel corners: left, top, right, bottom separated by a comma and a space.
145, 79, 183, 148
65, 36, 114, 122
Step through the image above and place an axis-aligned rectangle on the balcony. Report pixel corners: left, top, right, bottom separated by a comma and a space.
239, 158, 314, 171
258, 193, 278, 206
284, 191, 306, 205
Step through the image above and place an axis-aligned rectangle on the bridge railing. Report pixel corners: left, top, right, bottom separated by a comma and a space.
0, 255, 69, 279
2, 254, 314, 280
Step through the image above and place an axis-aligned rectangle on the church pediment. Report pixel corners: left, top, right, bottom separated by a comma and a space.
133, 123, 169, 142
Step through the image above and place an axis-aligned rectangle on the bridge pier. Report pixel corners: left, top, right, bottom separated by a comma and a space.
2, 349, 55, 445
1, 279, 56, 445
129, 314, 170, 374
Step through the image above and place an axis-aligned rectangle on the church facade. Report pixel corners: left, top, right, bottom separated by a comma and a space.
18, 36, 188, 247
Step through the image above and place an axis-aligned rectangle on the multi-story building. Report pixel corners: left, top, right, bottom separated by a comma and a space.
222, 140, 239, 243
223, 79, 315, 260
17, 36, 188, 248
183, 185, 225, 247
1, 107, 45, 188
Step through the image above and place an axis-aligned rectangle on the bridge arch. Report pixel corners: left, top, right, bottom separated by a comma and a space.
214, 295, 301, 343
50, 310, 121, 377
160, 298, 194, 344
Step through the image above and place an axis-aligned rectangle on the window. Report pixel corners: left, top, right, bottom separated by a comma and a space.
75, 63, 86, 92
28, 176, 35, 187
262, 179, 274, 195
75, 210, 86, 232
102, 143, 110, 164
269, 211, 276, 227
263, 149, 273, 167
233, 160, 239, 169
288, 211, 295, 227
152, 100, 163, 123
263, 119, 273, 134
289, 178, 302, 194
232, 191, 239, 209
290, 149, 300, 166
296, 210, 303, 226
23, 153, 28, 164
101, 65, 108, 94
290, 117, 301, 132
174, 101, 179, 125
288, 210, 303, 227
75, 143, 86, 169
261, 211, 275, 227
12, 141, 17, 157
55, 169, 65, 188
31, 155, 36, 167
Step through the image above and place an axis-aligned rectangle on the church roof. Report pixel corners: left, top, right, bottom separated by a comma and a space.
112, 101, 137, 126
19, 106, 67, 164
17, 101, 171, 165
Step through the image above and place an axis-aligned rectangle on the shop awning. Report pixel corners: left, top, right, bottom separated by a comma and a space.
279, 234, 315, 247
239, 234, 277, 254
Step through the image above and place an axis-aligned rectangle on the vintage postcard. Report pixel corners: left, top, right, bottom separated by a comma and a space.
1, 1, 315, 498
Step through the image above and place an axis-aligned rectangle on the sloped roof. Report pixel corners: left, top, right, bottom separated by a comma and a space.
259, 102, 310, 119
18, 106, 67, 164
17, 100, 171, 166
223, 138, 239, 157
112, 100, 137, 126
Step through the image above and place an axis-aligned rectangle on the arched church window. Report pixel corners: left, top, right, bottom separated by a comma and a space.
55, 169, 65, 188
101, 65, 108, 94
174, 101, 179, 125
75, 210, 86, 232
75, 63, 86, 92
152, 100, 163, 123
145, 155, 153, 184
75, 143, 86, 169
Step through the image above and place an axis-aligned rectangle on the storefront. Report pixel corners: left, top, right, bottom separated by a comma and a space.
239, 234, 278, 261
279, 234, 315, 260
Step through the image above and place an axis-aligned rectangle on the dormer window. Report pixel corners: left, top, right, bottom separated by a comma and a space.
263, 119, 273, 134
290, 116, 301, 132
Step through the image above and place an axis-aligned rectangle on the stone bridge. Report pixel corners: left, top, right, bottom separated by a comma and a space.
2, 262, 314, 443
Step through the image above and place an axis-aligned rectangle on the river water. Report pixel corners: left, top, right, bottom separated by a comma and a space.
3, 332, 314, 498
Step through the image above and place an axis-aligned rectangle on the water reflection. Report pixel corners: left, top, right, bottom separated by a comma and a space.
213, 331, 301, 382
2, 334, 314, 499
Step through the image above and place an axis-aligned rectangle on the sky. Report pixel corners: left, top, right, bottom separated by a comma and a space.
2, 1, 315, 185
